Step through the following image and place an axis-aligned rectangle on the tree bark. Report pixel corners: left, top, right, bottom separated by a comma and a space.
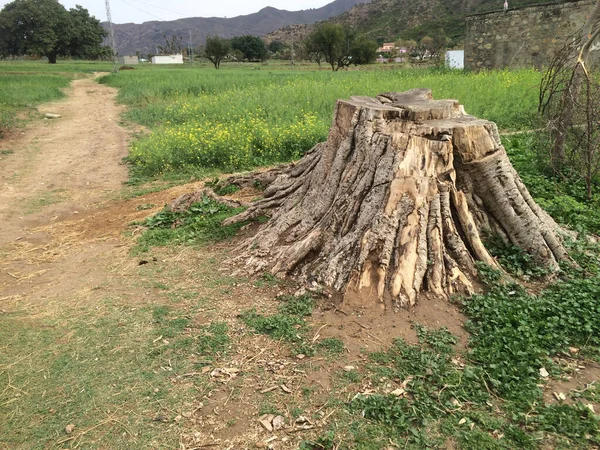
221, 89, 567, 309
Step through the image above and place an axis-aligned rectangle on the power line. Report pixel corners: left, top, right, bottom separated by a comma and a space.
125, 0, 195, 20
120, 0, 165, 21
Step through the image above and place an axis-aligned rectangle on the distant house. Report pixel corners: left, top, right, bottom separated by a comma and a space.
151, 54, 183, 64
376, 42, 396, 53
118, 55, 139, 65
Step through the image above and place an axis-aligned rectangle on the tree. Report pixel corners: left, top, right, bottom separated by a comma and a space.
539, 0, 600, 198
307, 23, 347, 71
349, 35, 378, 65
303, 33, 324, 67
204, 35, 230, 69
65, 5, 106, 60
267, 40, 286, 55
0, 0, 106, 63
197, 90, 567, 308
230, 35, 268, 62
415, 36, 434, 60
157, 35, 183, 55
545, 0, 600, 167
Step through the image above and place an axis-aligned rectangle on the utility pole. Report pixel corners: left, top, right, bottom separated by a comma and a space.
188, 30, 194, 65
105, 0, 118, 72
291, 34, 295, 65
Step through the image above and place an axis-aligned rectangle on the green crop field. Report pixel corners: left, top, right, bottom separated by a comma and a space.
101, 65, 541, 176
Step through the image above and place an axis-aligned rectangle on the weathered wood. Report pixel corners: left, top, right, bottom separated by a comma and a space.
220, 89, 568, 308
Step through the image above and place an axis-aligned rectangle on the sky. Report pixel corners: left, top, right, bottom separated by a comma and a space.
0, 0, 334, 24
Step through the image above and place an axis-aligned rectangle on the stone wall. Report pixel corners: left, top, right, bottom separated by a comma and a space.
465, 0, 599, 71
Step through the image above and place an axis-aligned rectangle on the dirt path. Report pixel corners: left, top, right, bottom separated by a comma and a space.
0, 74, 200, 313
0, 75, 129, 245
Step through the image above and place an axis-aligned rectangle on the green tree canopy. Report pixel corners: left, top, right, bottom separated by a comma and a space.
349, 35, 378, 65
0, 0, 107, 63
267, 40, 285, 54
305, 24, 377, 70
230, 35, 268, 62
308, 23, 347, 71
204, 35, 230, 69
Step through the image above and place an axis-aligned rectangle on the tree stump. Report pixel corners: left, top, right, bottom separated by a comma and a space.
224, 89, 568, 308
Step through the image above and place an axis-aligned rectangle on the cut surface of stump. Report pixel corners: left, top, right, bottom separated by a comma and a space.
222, 89, 568, 308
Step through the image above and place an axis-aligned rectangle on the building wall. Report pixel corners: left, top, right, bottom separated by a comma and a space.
151, 54, 184, 64
465, 0, 599, 71
118, 55, 139, 65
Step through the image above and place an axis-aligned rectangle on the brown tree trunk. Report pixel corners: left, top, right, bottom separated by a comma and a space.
220, 89, 567, 309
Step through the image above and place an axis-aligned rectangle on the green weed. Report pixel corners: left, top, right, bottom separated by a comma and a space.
135, 195, 245, 251
239, 295, 315, 354
316, 338, 345, 355
464, 262, 600, 399
197, 322, 230, 361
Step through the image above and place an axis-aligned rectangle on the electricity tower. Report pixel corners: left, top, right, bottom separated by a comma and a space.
105, 0, 118, 71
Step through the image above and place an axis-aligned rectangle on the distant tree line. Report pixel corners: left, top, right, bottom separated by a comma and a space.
203, 24, 378, 70
0, 0, 109, 63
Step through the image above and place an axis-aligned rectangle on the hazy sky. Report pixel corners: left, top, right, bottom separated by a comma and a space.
0, 0, 333, 24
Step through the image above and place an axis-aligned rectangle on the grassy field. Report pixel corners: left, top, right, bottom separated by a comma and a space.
0, 61, 114, 134
100, 65, 542, 177
2, 61, 600, 449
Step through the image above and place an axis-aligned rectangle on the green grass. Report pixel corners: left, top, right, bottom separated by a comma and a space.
240, 294, 321, 356
0, 300, 211, 449
133, 195, 246, 252
0, 61, 113, 135
100, 66, 542, 176
0, 74, 71, 133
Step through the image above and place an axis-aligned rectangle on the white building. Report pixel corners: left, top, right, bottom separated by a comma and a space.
445, 50, 465, 69
118, 55, 139, 65
151, 54, 184, 64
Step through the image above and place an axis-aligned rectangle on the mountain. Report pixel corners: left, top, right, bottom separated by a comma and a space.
107, 0, 371, 55
266, 0, 561, 47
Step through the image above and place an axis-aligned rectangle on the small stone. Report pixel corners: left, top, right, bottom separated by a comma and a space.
258, 414, 275, 431
390, 388, 405, 396
65, 424, 75, 434
553, 392, 566, 401
344, 365, 357, 372
585, 404, 595, 413
272, 415, 285, 430
45, 113, 61, 119
296, 354, 305, 360
539, 367, 549, 378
